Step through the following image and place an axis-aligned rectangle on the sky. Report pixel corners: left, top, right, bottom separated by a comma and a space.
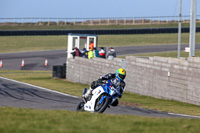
0, 0, 200, 18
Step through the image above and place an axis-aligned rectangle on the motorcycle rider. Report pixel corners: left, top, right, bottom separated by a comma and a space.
83, 68, 126, 106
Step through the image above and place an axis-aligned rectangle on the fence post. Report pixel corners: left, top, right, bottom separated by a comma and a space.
30, 18, 32, 24
166, 16, 168, 24
57, 18, 59, 25
133, 17, 135, 24
124, 17, 126, 25
39, 18, 41, 25
73, 18, 76, 25
99, 18, 101, 25
150, 17, 152, 24
48, 18, 50, 26
22, 18, 24, 25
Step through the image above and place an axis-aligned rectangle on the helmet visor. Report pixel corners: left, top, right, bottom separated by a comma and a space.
118, 73, 126, 80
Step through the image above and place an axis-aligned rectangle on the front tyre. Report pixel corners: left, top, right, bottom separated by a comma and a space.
76, 101, 85, 111
94, 95, 110, 113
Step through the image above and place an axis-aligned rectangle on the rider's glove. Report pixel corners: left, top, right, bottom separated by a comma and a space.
120, 82, 126, 88
107, 73, 115, 79
97, 79, 103, 84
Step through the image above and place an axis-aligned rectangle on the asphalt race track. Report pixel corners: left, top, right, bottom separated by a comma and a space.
1, 44, 200, 71
0, 76, 200, 119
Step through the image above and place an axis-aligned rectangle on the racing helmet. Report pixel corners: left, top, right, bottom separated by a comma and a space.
115, 68, 126, 81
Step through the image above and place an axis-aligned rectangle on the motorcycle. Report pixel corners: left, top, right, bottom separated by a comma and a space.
76, 79, 120, 113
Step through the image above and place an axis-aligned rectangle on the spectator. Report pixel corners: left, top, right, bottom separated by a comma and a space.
99, 47, 106, 58
71, 47, 81, 58
71, 48, 76, 58
82, 48, 88, 58
89, 41, 94, 51
106, 47, 116, 60
93, 47, 100, 57
75, 47, 81, 56
88, 48, 94, 59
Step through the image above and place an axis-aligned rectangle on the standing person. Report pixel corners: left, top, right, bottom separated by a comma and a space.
88, 48, 94, 59
89, 41, 94, 51
106, 47, 116, 60
99, 47, 106, 58
93, 47, 100, 57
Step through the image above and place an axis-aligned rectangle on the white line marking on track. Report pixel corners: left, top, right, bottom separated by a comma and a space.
130, 101, 200, 119
0, 76, 79, 98
167, 112, 200, 119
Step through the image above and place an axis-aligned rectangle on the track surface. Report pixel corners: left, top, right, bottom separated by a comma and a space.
1, 44, 200, 70
0, 76, 200, 119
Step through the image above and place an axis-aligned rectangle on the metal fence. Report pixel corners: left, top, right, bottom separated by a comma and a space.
0, 15, 200, 26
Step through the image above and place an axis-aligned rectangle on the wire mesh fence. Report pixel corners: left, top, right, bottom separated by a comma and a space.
0, 15, 200, 26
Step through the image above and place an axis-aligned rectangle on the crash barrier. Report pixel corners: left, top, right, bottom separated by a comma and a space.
52, 63, 66, 78
66, 56, 200, 106
1, 27, 200, 36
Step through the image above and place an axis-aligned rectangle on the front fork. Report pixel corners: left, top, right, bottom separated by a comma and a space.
82, 88, 87, 103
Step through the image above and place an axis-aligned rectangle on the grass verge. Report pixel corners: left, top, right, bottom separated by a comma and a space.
0, 107, 200, 133
1, 33, 200, 53
118, 51, 200, 59
0, 70, 200, 116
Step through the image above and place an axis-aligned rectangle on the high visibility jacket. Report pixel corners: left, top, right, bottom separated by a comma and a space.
89, 43, 94, 50
88, 50, 94, 59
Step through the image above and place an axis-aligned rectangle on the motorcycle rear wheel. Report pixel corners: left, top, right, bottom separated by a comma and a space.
94, 94, 110, 113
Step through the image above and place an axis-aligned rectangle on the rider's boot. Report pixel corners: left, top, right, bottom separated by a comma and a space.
83, 87, 93, 98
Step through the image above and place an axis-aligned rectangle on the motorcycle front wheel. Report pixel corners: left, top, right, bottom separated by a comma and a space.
76, 101, 85, 111
94, 94, 110, 113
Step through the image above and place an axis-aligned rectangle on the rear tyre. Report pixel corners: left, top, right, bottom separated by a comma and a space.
76, 101, 85, 111
94, 94, 110, 113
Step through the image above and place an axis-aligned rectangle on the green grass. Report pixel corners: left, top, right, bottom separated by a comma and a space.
118, 51, 200, 59
1, 70, 200, 116
1, 107, 200, 133
1, 33, 200, 53
0, 36, 68, 53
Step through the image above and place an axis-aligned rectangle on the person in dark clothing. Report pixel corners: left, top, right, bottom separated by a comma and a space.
82, 48, 88, 58
71, 47, 81, 58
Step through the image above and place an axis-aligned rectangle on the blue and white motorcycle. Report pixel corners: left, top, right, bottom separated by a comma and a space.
76, 80, 120, 113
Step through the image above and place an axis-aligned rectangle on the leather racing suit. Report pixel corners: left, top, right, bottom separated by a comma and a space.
90, 73, 126, 106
